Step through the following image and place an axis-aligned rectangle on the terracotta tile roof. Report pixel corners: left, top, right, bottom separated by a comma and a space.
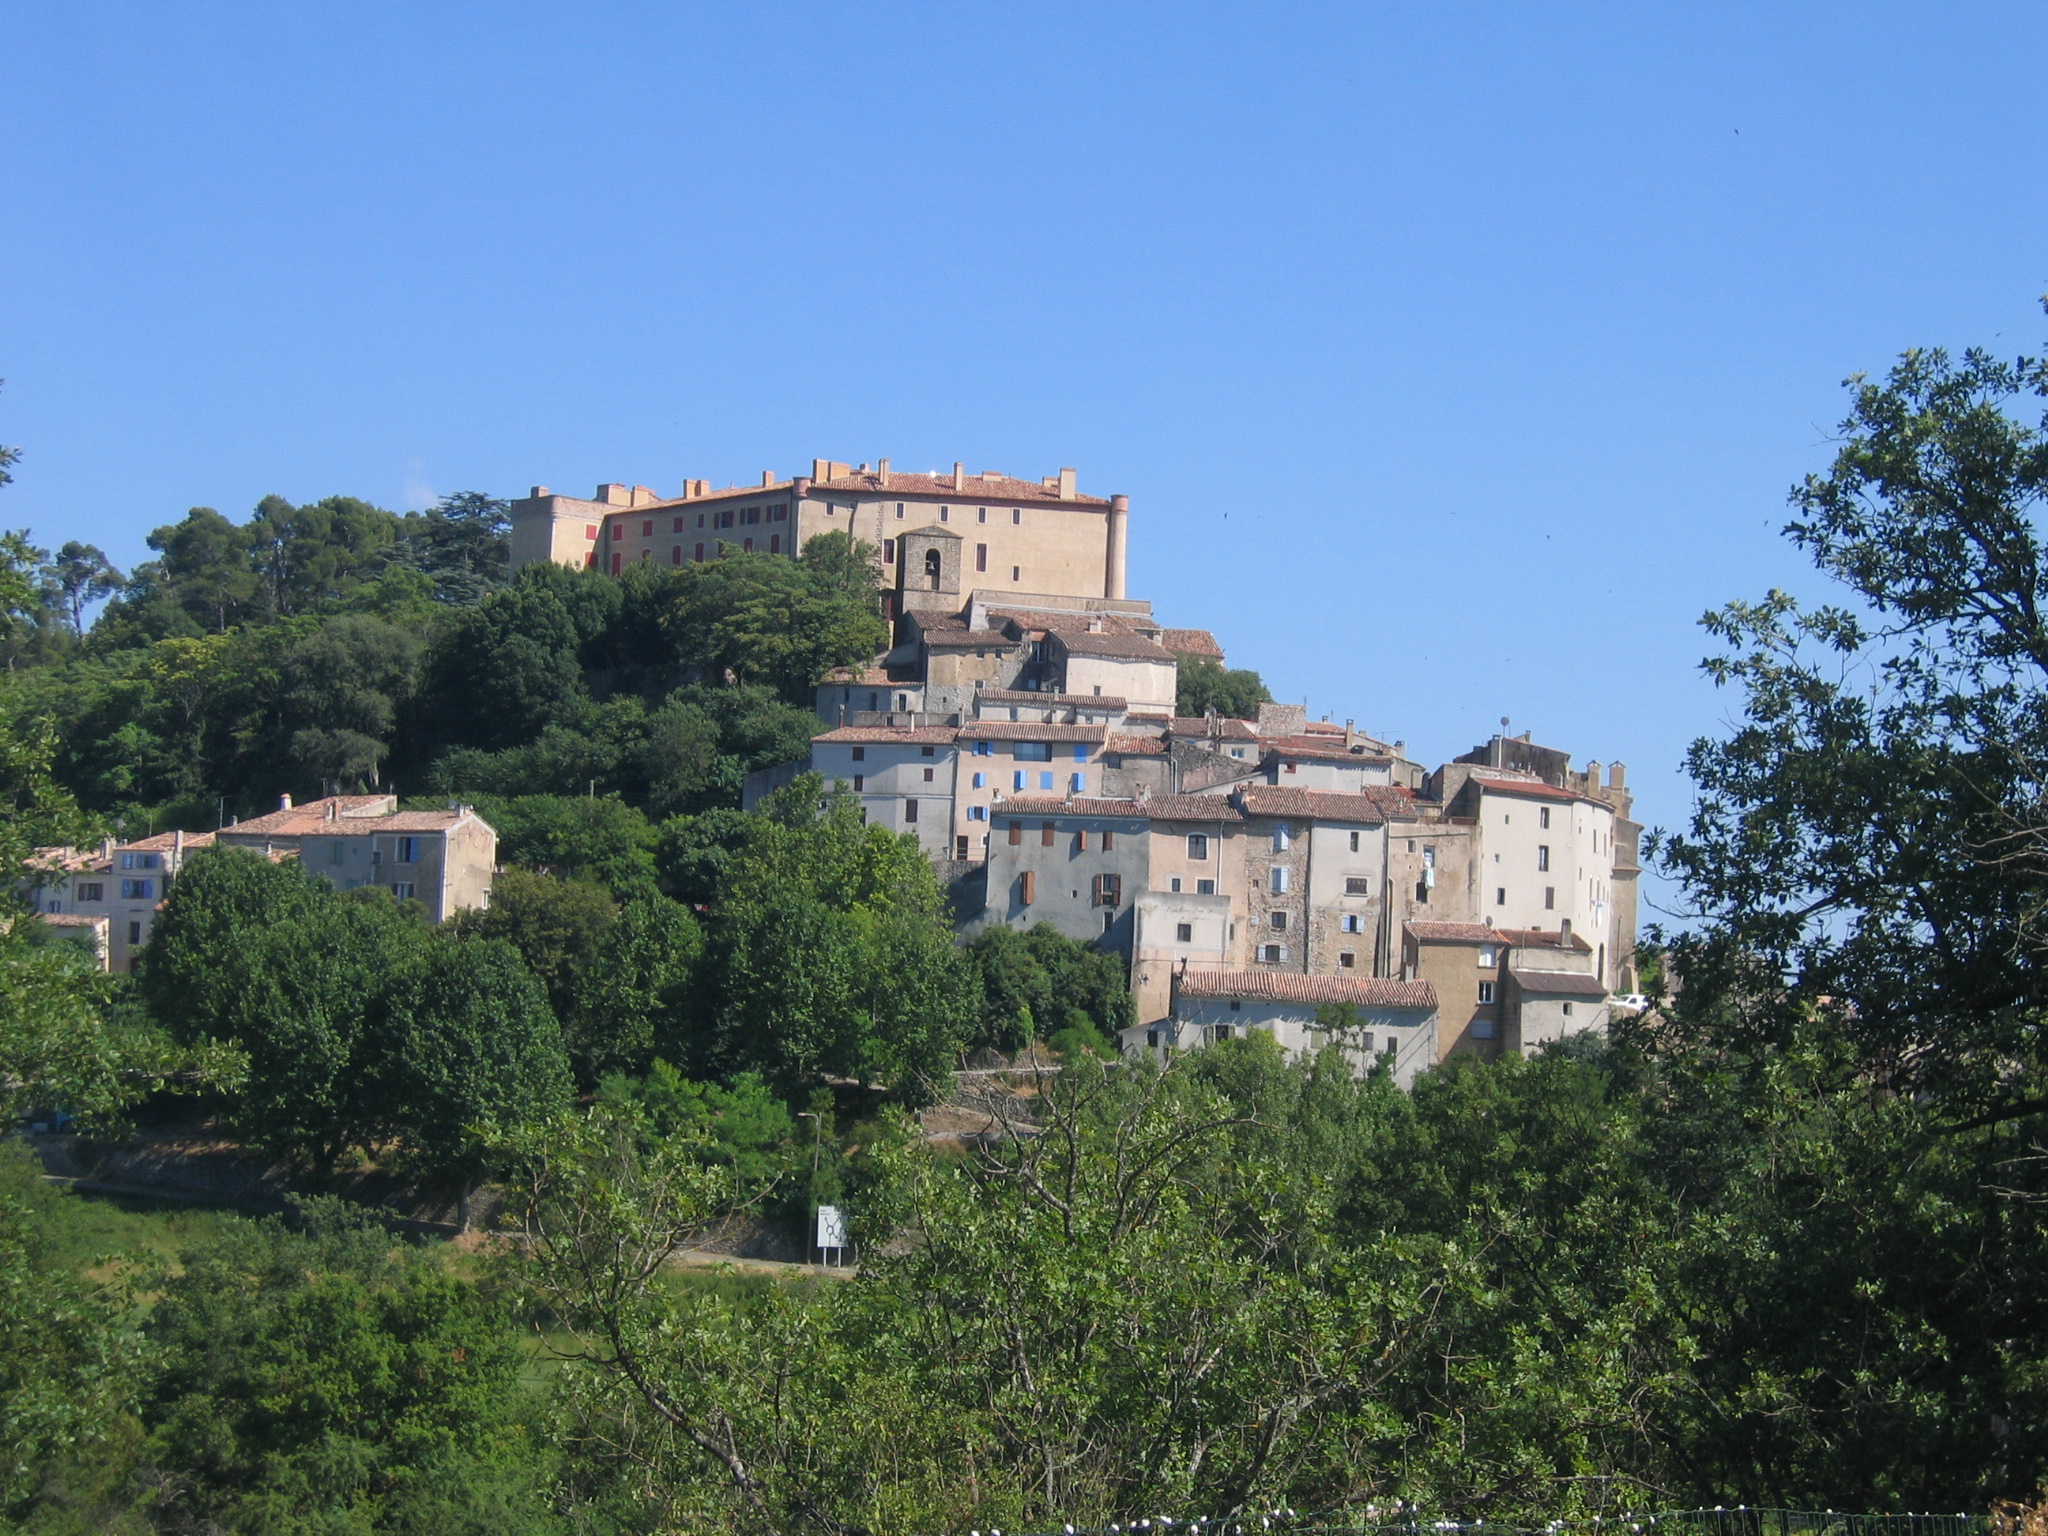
39, 911, 107, 929
986, 607, 1146, 635
1467, 767, 1597, 805
226, 795, 397, 837
221, 809, 475, 839
1236, 786, 1391, 824
821, 666, 898, 686
1175, 970, 1438, 1009
28, 846, 102, 873
1159, 627, 1224, 658
977, 689, 1128, 708
1508, 964, 1608, 997
1141, 793, 1248, 823
991, 796, 1151, 818
118, 830, 217, 853
1405, 921, 1503, 945
1105, 734, 1170, 755
962, 722, 1108, 744
813, 726, 960, 745
1168, 717, 1260, 741
813, 470, 1110, 507
1049, 629, 1176, 661
1264, 734, 1394, 764
1496, 927, 1594, 954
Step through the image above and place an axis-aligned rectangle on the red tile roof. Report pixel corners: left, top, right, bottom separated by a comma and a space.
962, 722, 1108, 743
1264, 734, 1394, 764
990, 796, 1151, 818
1105, 734, 1170, 756
1405, 921, 1502, 945
1141, 793, 1248, 823
923, 630, 1015, 649
986, 607, 1147, 635
1508, 965, 1608, 997
814, 726, 960, 745
1168, 717, 1260, 741
977, 689, 1128, 708
1159, 627, 1224, 658
1236, 786, 1391, 824
1467, 767, 1598, 805
118, 830, 218, 853
1496, 927, 1594, 954
1049, 630, 1175, 662
1175, 970, 1438, 1010
813, 470, 1110, 507
225, 795, 398, 837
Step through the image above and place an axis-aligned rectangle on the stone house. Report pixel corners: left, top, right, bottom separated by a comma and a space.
1124, 970, 1440, 1088
217, 794, 497, 924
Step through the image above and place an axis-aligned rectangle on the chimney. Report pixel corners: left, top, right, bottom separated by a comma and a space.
1057, 466, 1077, 500
1345, 719, 1356, 748
793, 476, 812, 498
530, 485, 549, 498
761, 471, 774, 488
812, 459, 833, 481
173, 829, 184, 861
278, 793, 293, 811
1559, 918, 1573, 945
1609, 761, 1627, 789
878, 457, 891, 485
953, 461, 966, 491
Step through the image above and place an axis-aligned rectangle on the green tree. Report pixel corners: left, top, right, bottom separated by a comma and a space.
37, 541, 123, 637
385, 935, 574, 1225
567, 895, 702, 1082
967, 921, 1135, 1053
146, 506, 259, 632
396, 489, 511, 606
416, 577, 584, 754
450, 866, 616, 1022
139, 844, 329, 1046
1657, 323, 2048, 1122
1175, 653, 1273, 719
140, 1199, 561, 1533
467, 792, 660, 898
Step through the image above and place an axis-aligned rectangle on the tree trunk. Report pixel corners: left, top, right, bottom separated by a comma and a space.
457, 1184, 473, 1234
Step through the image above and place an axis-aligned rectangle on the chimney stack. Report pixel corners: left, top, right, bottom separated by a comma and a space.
761, 471, 774, 488
279, 793, 293, 811
953, 461, 966, 491
878, 457, 891, 485
1559, 918, 1573, 945
1057, 466, 1077, 500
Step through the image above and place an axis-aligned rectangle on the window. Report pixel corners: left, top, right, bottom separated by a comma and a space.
957, 835, 969, 859
1146, 1028, 1159, 1048
1496, 887, 1507, 906
772, 503, 788, 521
868, 692, 880, 711
770, 533, 781, 554
1015, 742, 1052, 761
128, 920, 142, 945
972, 772, 986, 789
1545, 886, 1556, 909
397, 836, 418, 864
672, 545, 683, 565
883, 539, 895, 563
1011, 566, 1021, 581
1008, 821, 1022, 846
977, 507, 988, 523
587, 525, 599, 540
851, 746, 866, 761
1273, 826, 1291, 851
1269, 911, 1287, 930
1540, 807, 1551, 829
743, 507, 760, 526
904, 799, 919, 824
1258, 943, 1287, 963
1101, 830, 1114, 851
1012, 508, 1022, 524
1339, 950, 1356, 969
78, 882, 104, 902
1196, 878, 1215, 895
1093, 873, 1121, 907
392, 881, 415, 900
1478, 981, 1496, 1004
1562, 1001, 1575, 1017
1270, 866, 1290, 893
612, 553, 622, 574
694, 543, 705, 561
1019, 870, 1035, 905
1341, 914, 1363, 933
1187, 833, 1209, 860
1537, 845, 1551, 871
922, 767, 934, 782
120, 878, 153, 899
1076, 830, 1091, 851
921, 744, 936, 757
697, 513, 706, 528
968, 805, 988, 821
973, 740, 993, 756
852, 775, 864, 790
1176, 922, 1193, 942
976, 543, 988, 572
642, 519, 653, 535
718, 510, 735, 529
1041, 822, 1056, 847
1038, 771, 1054, 790
1472, 1017, 1496, 1038
938, 505, 948, 521
742, 538, 753, 552
1014, 771, 1027, 790
1345, 876, 1370, 895
1283, 761, 1297, 774
1103, 911, 1115, 932
1073, 744, 1088, 762
1070, 772, 1086, 793
612, 524, 623, 541
895, 503, 905, 518
1478, 944, 1497, 967
1349, 830, 1360, 852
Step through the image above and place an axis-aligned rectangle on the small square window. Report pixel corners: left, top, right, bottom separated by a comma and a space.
1176, 922, 1193, 942
851, 746, 866, 761
1269, 911, 1286, 930
1496, 888, 1507, 906
1338, 951, 1356, 969
1196, 879, 1215, 896
1478, 981, 1496, 1004
852, 774, 863, 790
923, 767, 934, 782
1170, 877, 1182, 892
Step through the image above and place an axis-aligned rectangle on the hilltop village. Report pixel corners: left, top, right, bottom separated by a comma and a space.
508, 459, 1641, 1082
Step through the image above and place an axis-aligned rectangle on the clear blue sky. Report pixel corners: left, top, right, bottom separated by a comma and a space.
5, 4, 2046, 919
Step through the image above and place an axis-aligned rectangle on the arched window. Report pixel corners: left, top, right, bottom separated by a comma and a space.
924, 548, 942, 590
